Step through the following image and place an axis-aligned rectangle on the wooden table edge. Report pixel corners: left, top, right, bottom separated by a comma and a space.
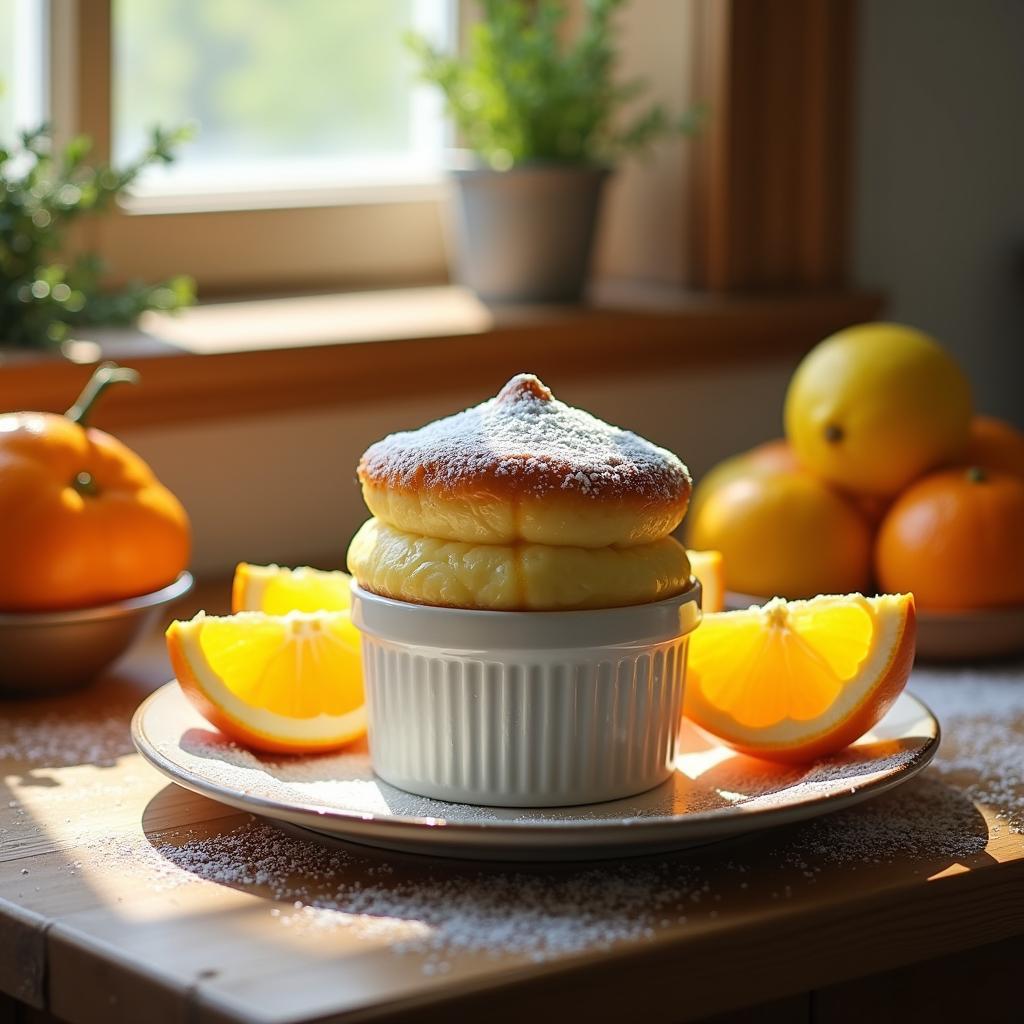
0, 895, 49, 1009
10, 844, 1021, 1024
250, 858, 1024, 1024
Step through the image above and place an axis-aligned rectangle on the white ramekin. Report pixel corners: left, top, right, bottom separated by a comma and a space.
349, 582, 702, 807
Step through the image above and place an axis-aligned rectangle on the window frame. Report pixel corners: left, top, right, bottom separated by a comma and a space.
56, 0, 452, 294
49, 0, 855, 296
688, 0, 855, 290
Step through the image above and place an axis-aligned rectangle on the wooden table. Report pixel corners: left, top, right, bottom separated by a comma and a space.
2, 582, 1023, 1024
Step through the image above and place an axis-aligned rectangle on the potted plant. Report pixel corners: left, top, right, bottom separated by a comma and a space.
408, 0, 700, 304
0, 123, 194, 353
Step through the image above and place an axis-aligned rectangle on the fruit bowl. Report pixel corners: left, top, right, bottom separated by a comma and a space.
0, 572, 194, 695
911, 605, 1024, 662
725, 590, 1024, 663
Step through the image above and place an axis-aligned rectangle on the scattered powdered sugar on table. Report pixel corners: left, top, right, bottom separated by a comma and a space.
140, 822, 696, 965
911, 662, 1024, 834
772, 662, 1024, 870
9, 660, 1024, 972
89, 660, 1017, 972
0, 692, 139, 768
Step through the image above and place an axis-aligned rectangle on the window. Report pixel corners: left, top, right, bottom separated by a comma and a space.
52, 0, 455, 293
0, 0, 47, 142
113, 0, 452, 208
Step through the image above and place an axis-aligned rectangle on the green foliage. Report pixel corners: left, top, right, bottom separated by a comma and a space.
407, 0, 701, 170
0, 124, 195, 350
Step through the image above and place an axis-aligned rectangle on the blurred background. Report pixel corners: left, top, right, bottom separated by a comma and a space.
112, 1, 452, 198
0, 0, 1021, 577
854, 0, 1023, 427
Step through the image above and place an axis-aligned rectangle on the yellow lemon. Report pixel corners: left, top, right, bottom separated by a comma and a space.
784, 322, 971, 497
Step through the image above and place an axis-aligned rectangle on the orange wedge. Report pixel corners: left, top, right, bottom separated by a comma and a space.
232, 563, 352, 614
686, 549, 725, 613
683, 593, 916, 763
166, 611, 366, 754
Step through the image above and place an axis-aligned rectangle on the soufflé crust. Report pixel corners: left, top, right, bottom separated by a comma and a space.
357, 373, 692, 549
347, 374, 694, 610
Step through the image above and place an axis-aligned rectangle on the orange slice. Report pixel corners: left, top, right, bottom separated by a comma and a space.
166, 611, 365, 754
683, 593, 916, 762
686, 549, 725, 613
232, 563, 352, 614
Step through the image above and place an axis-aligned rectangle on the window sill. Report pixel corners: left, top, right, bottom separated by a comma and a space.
0, 282, 883, 430
118, 177, 446, 216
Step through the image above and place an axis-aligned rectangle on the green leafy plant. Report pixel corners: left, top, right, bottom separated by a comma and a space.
406, 0, 701, 170
0, 124, 195, 350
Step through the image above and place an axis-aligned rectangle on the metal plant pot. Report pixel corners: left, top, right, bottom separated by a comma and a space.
448, 163, 611, 303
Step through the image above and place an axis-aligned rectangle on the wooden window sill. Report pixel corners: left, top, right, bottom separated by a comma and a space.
0, 282, 882, 430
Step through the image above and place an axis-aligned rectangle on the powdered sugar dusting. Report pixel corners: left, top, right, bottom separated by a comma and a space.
6, 661, 1024, 976
912, 661, 1024, 837
0, 690, 139, 768
99, 655, 1023, 972
358, 373, 691, 502
126, 663, 1022, 972
103, 821, 700, 965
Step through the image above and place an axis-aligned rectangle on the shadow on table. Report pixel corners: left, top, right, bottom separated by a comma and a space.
744, 772, 999, 877
0, 671, 158, 787
139, 764, 995, 910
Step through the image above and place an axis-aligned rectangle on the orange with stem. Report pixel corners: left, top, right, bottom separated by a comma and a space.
0, 362, 191, 610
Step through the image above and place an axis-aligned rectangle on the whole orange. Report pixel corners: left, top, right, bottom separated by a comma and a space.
685, 466, 873, 599
687, 439, 799, 527
963, 416, 1024, 479
747, 438, 801, 472
0, 364, 191, 611
747, 436, 892, 525
875, 467, 1024, 610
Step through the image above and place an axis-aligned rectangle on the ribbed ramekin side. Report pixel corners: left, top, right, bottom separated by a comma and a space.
360, 637, 689, 807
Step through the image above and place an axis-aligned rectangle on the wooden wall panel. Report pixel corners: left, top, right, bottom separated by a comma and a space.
689, 0, 856, 290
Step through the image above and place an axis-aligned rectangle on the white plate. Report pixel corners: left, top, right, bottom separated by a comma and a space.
132, 682, 940, 862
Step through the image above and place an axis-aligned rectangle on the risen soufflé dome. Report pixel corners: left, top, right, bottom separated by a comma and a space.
348, 374, 692, 610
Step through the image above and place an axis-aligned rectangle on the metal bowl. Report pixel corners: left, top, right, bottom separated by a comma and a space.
0, 572, 194, 695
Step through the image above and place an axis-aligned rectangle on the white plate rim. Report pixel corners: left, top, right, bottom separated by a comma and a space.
132, 682, 941, 853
